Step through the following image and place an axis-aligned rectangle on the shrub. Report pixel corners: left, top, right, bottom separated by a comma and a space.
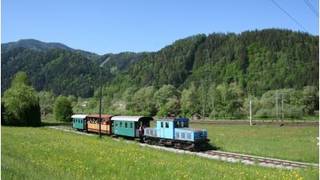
54, 96, 73, 122
3, 72, 41, 126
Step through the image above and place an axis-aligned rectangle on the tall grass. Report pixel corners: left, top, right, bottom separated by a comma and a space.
2, 127, 318, 179
191, 124, 319, 163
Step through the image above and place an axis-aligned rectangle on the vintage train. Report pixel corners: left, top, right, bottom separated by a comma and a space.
71, 114, 210, 151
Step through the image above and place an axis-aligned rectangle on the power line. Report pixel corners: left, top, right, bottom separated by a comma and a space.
303, 0, 319, 17
270, 0, 308, 32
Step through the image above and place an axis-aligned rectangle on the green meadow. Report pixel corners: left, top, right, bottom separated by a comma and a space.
2, 126, 318, 179
191, 124, 319, 163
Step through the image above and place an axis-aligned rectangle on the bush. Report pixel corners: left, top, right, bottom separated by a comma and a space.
54, 96, 73, 122
2, 72, 41, 126
284, 105, 303, 119
255, 109, 273, 118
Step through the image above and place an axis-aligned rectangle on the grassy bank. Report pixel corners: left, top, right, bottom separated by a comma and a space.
191, 124, 319, 163
2, 127, 318, 179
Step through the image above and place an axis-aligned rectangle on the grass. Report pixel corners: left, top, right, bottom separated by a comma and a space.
191, 123, 319, 163
2, 126, 318, 179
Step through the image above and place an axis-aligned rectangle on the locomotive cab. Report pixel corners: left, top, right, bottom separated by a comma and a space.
144, 117, 209, 151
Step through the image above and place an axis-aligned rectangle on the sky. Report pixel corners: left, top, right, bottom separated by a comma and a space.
2, 0, 319, 55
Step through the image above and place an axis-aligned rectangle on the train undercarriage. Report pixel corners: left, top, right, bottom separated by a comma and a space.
143, 136, 210, 152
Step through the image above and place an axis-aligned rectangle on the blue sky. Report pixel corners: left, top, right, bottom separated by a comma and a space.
2, 0, 319, 54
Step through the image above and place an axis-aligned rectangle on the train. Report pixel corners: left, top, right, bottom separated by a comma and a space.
71, 114, 210, 151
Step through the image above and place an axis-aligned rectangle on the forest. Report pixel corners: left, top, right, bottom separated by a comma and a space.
1, 29, 319, 120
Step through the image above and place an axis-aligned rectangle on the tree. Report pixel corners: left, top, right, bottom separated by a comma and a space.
181, 83, 198, 117
302, 86, 318, 115
242, 96, 260, 118
54, 96, 73, 122
11, 71, 30, 86
157, 97, 180, 117
1, 102, 8, 125
38, 91, 55, 117
3, 71, 41, 126
154, 85, 179, 116
130, 86, 157, 116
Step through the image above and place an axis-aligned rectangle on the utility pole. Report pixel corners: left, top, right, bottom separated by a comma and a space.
99, 69, 103, 138
249, 98, 252, 126
202, 80, 206, 120
98, 57, 111, 139
211, 86, 215, 120
275, 91, 278, 122
281, 94, 284, 121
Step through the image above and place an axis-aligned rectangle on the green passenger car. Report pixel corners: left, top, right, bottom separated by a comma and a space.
111, 116, 153, 137
71, 114, 87, 131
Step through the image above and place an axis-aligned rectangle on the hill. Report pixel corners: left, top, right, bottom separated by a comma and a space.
120, 29, 318, 96
2, 29, 318, 98
1, 40, 144, 97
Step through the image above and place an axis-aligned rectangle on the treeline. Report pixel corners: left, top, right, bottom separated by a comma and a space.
65, 83, 318, 119
4, 73, 317, 125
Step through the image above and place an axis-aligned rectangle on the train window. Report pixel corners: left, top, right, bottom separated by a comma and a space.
181, 133, 185, 138
165, 122, 169, 128
130, 122, 133, 128
181, 121, 184, 127
125, 122, 127, 128
161, 122, 163, 128
187, 133, 191, 139
120, 122, 122, 127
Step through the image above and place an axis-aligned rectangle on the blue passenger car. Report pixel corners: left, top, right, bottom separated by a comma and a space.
72, 114, 87, 131
144, 117, 209, 151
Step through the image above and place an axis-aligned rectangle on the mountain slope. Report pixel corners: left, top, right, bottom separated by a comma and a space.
1, 29, 318, 98
109, 29, 318, 97
1, 40, 145, 97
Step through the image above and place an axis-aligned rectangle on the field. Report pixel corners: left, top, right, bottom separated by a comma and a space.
2, 126, 319, 179
191, 123, 319, 163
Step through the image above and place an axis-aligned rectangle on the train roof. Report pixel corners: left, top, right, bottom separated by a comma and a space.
111, 116, 153, 122
157, 117, 189, 122
87, 114, 113, 119
71, 114, 87, 119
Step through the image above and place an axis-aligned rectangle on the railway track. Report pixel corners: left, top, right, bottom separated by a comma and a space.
190, 120, 318, 126
46, 126, 318, 170
202, 150, 318, 169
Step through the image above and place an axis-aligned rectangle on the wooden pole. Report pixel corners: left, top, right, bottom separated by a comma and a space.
249, 99, 252, 126
99, 68, 102, 139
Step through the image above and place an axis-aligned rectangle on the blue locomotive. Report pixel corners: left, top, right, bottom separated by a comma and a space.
143, 117, 209, 151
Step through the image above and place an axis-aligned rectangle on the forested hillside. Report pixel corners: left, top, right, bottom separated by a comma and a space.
1, 40, 144, 97
2, 29, 319, 119
115, 29, 318, 95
